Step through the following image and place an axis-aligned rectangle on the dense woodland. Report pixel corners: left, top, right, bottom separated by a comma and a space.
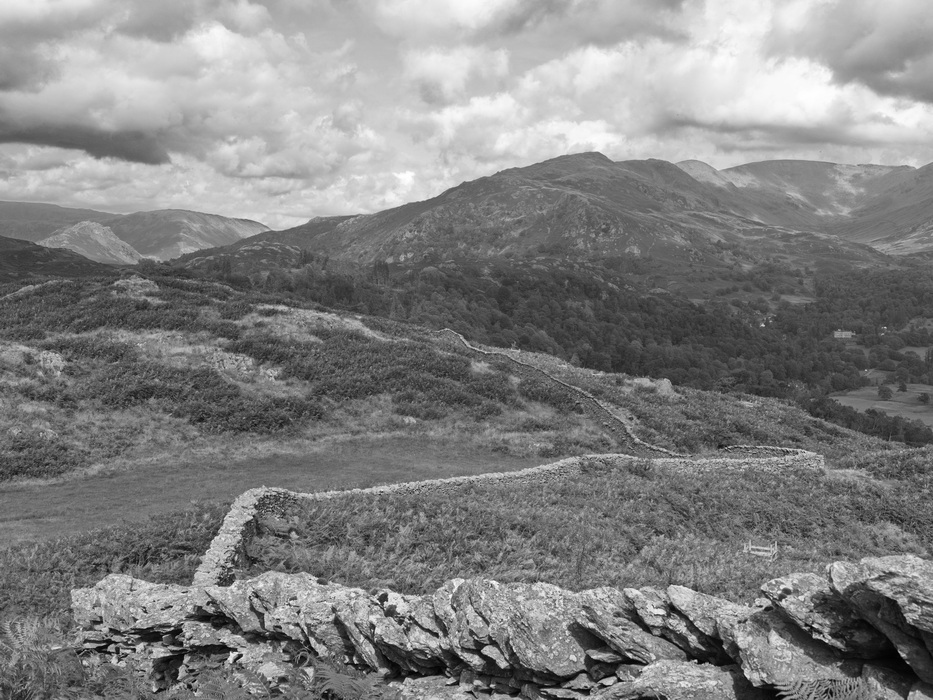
178, 256, 933, 445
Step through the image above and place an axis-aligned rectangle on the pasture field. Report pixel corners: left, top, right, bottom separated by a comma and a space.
0, 434, 549, 545
833, 383, 933, 428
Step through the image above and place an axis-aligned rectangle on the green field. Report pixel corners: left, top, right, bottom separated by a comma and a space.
833, 383, 933, 428
0, 435, 549, 545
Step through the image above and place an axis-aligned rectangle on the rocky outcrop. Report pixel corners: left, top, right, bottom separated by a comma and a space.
73, 555, 933, 697
829, 556, 933, 684
38, 221, 143, 265
762, 572, 892, 657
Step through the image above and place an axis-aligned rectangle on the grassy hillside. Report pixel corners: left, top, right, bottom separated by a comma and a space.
0, 236, 116, 282
0, 270, 893, 601
0, 269, 926, 697
1, 271, 877, 489
243, 454, 932, 603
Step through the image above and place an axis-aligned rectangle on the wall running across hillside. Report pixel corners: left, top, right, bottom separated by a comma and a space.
193, 330, 825, 586
434, 328, 681, 457
76, 328, 844, 697
193, 446, 824, 587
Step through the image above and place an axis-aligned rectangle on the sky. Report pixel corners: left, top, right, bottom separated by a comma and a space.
0, 0, 932, 230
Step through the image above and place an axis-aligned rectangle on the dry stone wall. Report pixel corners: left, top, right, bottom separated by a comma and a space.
193, 331, 825, 587
193, 447, 824, 587
73, 555, 933, 699
434, 329, 681, 457
76, 327, 843, 697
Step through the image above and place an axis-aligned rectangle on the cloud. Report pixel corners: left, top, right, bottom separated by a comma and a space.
0, 8, 367, 171
373, 0, 558, 39
374, 0, 689, 45
0, 121, 170, 163
402, 45, 510, 104
2, 0, 933, 230
769, 0, 933, 103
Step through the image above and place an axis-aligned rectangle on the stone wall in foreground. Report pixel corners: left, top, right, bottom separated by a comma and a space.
74, 554, 933, 699
192, 448, 824, 587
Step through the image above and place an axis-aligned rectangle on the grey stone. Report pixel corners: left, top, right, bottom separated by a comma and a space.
624, 586, 727, 662
594, 660, 769, 700
861, 664, 913, 700
762, 572, 892, 657
830, 558, 933, 683
72, 574, 207, 632
387, 675, 477, 700
718, 608, 862, 687
666, 584, 755, 647
446, 578, 600, 680
909, 682, 933, 700
578, 587, 687, 664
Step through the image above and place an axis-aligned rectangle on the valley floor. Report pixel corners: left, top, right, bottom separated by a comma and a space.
0, 434, 548, 545
832, 383, 933, 428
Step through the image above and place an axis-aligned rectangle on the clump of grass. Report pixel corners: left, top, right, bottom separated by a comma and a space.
0, 502, 228, 619
244, 461, 931, 602
0, 432, 91, 481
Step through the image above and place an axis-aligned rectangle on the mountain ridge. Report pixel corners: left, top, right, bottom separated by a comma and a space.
0, 235, 116, 281
183, 153, 911, 288
38, 221, 143, 265
0, 203, 271, 262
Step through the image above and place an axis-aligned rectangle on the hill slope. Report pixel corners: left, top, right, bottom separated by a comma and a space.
38, 221, 143, 265
0, 235, 115, 282
187, 153, 897, 287
0, 201, 117, 242
0, 202, 271, 261
105, 209, 270, 260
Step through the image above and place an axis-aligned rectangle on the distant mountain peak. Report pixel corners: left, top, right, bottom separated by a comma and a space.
39, 221, 142, 265
106, 210, 270, 260
675, 160, 734, 188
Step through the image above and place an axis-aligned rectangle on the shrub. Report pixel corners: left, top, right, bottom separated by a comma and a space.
80, 360, 322, 434
517, 376, 580, 413
0, 434, 90, 481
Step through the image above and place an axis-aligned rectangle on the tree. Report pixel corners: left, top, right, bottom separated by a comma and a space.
878, 385, 893, 400
920, 392, 930, 405
898, 379, 908, 393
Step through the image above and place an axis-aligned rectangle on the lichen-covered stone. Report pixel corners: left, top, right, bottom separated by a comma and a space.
830, 557, 933, 683
623, 586, 727, 662
577, 587, 688, 664
718, 608, 862, 687
72, 557, 930, 696
593, 660, 769, 700
861, 664, 913, 700
445, 578, 601, 680
72, 574, 207, 631
762, 572, 892, 658
666, 584, 754, 646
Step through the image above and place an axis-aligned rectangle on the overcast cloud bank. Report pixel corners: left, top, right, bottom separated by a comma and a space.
1, 0, 931, 229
